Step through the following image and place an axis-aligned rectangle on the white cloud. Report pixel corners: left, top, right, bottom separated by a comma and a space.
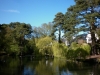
3, 9, 20, 13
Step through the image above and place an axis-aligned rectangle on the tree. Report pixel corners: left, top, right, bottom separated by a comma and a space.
0, 24, 9, 52
63, 11, 79, 43
96, 28, 100, 39
33, 22, 53, 38
36, 36, 53, 55
9, 22, 33, 55
53, 12, 65, 43
0, 22, 34, 55
32, 26, 40, 38
64, 0, 100, 55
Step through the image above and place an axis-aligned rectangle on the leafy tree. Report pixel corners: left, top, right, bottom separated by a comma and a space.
8, 22, 33, 55
52, 42, 68, 58
53, 12, 65, 43
0, 24, 9, 52
40, 22, 54, 37
0, 22, 34, 55
33, 26, 40, 38
25, 37, 39, 56
33, 22, 53, 38
36, 36, 53, 55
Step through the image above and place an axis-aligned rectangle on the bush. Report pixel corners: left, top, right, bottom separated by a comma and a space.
81, 43, 91, 55
66, 42, 91, 59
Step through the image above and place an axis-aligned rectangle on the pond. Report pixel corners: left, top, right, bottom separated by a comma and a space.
0, 56, 100, 75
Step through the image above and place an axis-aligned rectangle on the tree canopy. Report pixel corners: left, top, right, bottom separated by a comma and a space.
0, 0, 100, 57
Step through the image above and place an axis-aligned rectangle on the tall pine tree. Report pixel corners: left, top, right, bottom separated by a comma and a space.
64, 0, 100, 54
53, 12, 64, 43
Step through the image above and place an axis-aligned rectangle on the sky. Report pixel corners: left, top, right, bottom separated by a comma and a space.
0, 0, 75, 27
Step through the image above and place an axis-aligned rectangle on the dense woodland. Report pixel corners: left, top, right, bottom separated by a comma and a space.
0, 0, 100, 59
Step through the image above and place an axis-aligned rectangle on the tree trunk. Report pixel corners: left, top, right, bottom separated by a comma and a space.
89, 6, 98, 55
58, 29, 61, 43
90, 23, 96, 55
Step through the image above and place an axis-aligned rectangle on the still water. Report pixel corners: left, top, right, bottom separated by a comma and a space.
0, 56, 100, 75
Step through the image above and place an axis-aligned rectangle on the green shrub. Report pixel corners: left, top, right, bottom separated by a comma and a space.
67, 42, 91, 59
67, 50, 75, 59
74, 48, 89, 59
81, 43, 91, 55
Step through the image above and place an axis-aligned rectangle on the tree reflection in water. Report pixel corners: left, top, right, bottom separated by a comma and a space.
0, 56, 100, 75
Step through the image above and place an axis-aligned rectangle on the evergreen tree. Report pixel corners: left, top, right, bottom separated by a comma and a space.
53, 12, 65, 43
64, 0, 100, 55
63, 9, 79, 43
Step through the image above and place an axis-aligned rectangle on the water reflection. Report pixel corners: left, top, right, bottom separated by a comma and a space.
0, 56, 100, 75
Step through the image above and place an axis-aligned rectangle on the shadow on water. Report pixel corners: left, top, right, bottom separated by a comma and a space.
0, 56, 100, 75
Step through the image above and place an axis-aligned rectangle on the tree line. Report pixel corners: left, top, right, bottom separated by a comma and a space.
0, 0, 100, 59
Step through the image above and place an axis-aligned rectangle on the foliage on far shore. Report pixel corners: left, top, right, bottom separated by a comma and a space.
67, 42, 91, 59
1, 0, 100, 59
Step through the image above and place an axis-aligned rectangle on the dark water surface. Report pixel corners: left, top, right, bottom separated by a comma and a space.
0, 56, 100, 75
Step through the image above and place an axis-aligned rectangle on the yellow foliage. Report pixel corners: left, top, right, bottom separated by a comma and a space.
36, 36, 53, 55
52, 42, 68, 58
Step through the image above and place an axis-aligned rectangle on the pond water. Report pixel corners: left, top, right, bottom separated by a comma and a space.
0, 56, 100, 75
